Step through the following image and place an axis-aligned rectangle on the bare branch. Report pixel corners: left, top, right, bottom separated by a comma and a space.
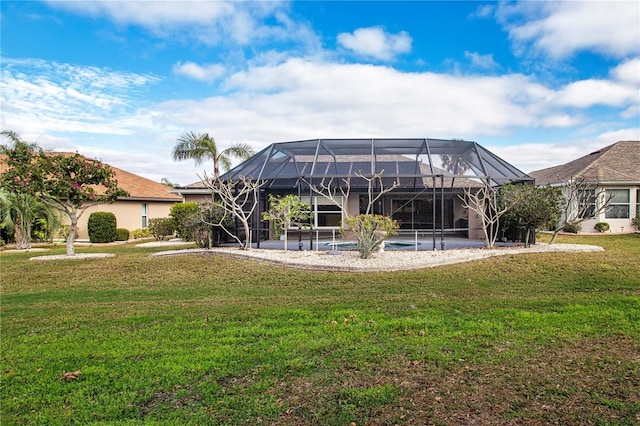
301, 176, 351, 215
355, 171, 399, 215
200, 172, 267, 250
548, 176, 614, 244
460, 185, 520, 249
302, 171, 398, 219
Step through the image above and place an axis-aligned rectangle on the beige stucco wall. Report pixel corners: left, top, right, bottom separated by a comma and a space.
65, 200, 178, 240
578, 185, 639, 233
181, 193, 212, 204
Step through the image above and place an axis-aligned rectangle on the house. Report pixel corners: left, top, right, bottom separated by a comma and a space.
530, 141, 640, 233
174, 138, 533, 247
1, 153, 182, 240
74, 162, 183, 239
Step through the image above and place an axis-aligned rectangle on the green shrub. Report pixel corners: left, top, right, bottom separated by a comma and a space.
345, 214, 399, 259
115, 228, 129, 241
130, 228, 152, 239
562, 221, 581, 234
594, 222, 610, 233
169, 202, 199, 241
87, 212, 117, 243
148, 218, 175, 241
632, 216, 640, 231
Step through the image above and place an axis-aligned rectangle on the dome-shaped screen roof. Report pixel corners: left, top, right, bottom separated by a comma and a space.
221, 138, 532, 189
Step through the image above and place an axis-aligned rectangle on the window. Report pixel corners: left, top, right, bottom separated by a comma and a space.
141, 203, 148, 228
605, 189, 629, 219
391, 197, 454, 229
636, 189, 640, 218
301, 196, 343, 228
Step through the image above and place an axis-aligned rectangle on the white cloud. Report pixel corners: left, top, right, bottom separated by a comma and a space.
498, 1, 640, 59
0, 58, 160, 135
43, 0, 316, 48
173, 62, 225, 82
490, 126, 640, 173
611, 57, 640, 85
554, 79, 638, 108
469, 4, 494, 19
155, 58, 568, 144
337, 27, 412, 61
464, 51, 499, 70
4, 57, 637, 184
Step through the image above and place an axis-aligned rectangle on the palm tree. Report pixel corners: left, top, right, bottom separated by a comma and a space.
172, 132, 255, 179
0, 190, 60, 249
440, 153, 470, 175
160, 177, 177, 188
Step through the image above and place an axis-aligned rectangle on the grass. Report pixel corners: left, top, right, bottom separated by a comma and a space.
1, 234, 639, 425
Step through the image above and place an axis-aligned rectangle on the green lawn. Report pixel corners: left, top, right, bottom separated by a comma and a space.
1, 234, 639, 425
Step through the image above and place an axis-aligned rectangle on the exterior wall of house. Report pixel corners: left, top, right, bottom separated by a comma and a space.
579, 184, 640, 233
180, 193, 212, 204
467, 211, 485, 240
65, 200, 178, 240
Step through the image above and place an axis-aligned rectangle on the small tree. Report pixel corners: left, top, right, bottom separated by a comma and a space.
346, 214, 398, 259
38, 153, 128, 255
304, 171, 399, 258
0, 132, 56, 250
262, 194, 311, 251
192, 201, 233, 248
202, 175, 266, 250
0, 190, 60, 249
501, 184, 562, 247
460, 184, 523, 249
548, 176, 614, 244
1, 132, 127, 255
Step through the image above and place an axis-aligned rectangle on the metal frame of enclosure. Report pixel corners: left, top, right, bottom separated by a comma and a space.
220, 138, 533, 250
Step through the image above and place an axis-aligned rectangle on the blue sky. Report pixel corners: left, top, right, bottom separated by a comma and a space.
1, 1, 639, 185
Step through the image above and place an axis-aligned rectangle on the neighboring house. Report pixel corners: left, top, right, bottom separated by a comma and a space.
1, 153, 182, 240
174, 138, 533, 246
75, 163, 183, 239
530, 141, 640, 233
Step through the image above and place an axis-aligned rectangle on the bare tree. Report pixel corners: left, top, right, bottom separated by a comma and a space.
460, 184, 522, 249
303, 171, 399, 258
302, 176, 352, 215
548, 176, 613, 244
303, 171, 399, 218
201, 174, 266, 250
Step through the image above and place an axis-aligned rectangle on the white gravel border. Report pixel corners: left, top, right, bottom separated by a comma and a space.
29, 253, 116, 261
150, 243, 604, 272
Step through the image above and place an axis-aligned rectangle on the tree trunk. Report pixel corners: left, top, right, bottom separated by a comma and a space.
549, 229, 560, 245
66, 210, 78, 256
241, 219, 251, 250
523, 227, 531, 248
14, 220, 32, 250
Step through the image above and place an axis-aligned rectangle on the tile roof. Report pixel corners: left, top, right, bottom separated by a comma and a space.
1, 152, 181, 201
529, 141, 640, 185
108, 164, 182, 201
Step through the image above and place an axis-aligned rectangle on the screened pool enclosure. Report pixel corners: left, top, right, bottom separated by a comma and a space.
217, 138, 533, 249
